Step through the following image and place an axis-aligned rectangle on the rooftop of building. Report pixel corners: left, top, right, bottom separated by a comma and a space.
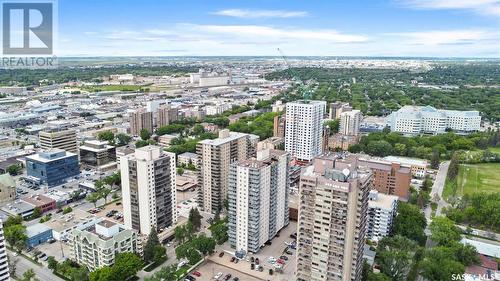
368, 190, 398, 210
198, 130, 256, 146
286, 100, 327, 106
26, 223, 52, 238
178, 152, 198, 159
302, 153, 372, 183
383, 156, 428, 166
359, 157, 412, 174
43, 209, 98, 232
2, 200, 34, 214
22, 194, 55, 206
79, 140, 115, 152
26, 149, 77, 163
0, 173, 15, 187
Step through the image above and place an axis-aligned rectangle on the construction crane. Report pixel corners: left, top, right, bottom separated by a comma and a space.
277, 48, 313, 100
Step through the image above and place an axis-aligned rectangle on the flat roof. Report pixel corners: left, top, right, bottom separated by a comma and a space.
384, 156, 428, 166
198, 131, 255, 146
26, 150, 76, 163
26, 223, 52, 238
368, 192, 398, 210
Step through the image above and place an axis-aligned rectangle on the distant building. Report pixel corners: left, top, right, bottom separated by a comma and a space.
39, 128, 78, 153
367, 190, 398, 241
26, 223, 53, 247
256, 137, 284, 151
285, 100, 326, 163
272, 100, 286, 112
359, 157, 412, 201
197, 129, 258, 213
200, 122, 219, 133
129, 108, 153, 136
383, 156, 428, 178
115, 146, 134, 167
0, 174, 16, 204
177, 152, 199, 169
328, 134, 359, 151
120, 146, 177, 235
0, 219, 9, 281
157, 105, 179, 127
26, 149, 79, 187
273, 115, 285, 138
198, 71, 231, 87
69, 219, 138, 270
228, 149, 289, 253
329, 102, 352, 120
296, 154, 371, 281
79, 140, 116, 170
183, 107, 205, 120
339, 109, 362, 136
385, 105, 481, 135
158, 134, 178, 147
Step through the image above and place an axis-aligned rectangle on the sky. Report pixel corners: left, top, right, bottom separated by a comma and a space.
55, 0, 500, 57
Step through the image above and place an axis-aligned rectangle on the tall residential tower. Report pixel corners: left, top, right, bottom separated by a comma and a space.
296, 154, 371, 281
120, 146, 177, 235
285, 100, 326, 163
228, 149, 289, 253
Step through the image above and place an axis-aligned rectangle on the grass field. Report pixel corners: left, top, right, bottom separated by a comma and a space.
456, 163, 500, 196
488, 146, 500, 154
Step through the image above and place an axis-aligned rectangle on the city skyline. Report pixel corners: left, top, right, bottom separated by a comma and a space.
57, 0, 500, 57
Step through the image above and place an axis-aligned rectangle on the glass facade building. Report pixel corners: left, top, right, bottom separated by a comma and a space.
26, 149, 79, 187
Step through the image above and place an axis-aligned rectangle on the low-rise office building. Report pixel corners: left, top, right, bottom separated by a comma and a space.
26, 223, 53, 247
79, 140, 116, 170
383, 156, 428, 178
177, 152, 199, 169
26, 149, 79, 187
69, 219, 138, 270
22, 194, 57, 213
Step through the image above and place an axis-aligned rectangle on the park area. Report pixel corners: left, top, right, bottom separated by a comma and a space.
455, 163, 500, 196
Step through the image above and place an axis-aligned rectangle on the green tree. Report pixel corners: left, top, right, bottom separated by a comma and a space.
392, 203, 427, 245
377, 236, 418, 281
112, 252, 143, 281
188, 208, 202, 231
192, 124, 205, 135
21, 269, 39, 281
324, 119, 340, 134
99, 187, 112, 204
116, 133, 132, 146
177, 167, 184, 175
210, 220, 228, 245
153, 245, 167, 264
429, 217, 462, 246
140, 128, 151, 140
174, 225, 186, 243
421, 175, 433, 192
447, 152, 460, 181
450, 242, 480, 266
4, 215, 22, 227
419, 248, 465, 281
47, 256, 58, 272
63, 207, 73, 214
431, 147, 440, 169
89, 266, 114, 281
6, 164, 21, 175
97, 131, 115, 144
4, 224, 27, 252
366, 140, 393, 157
86, 192, 100, 208
143, 227, 161, 263
31, 207, 42, 219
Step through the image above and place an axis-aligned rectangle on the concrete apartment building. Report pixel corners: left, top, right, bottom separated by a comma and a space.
26, 149, 79, 187
39, 128, 78, 153
339, 110, 362, 136
69, 219, 137, 270
228, 149, 289, 253
129, 108, 153, 136
197, 129, 258, 214
385, 105, 481, 135
329, 102, 352, 120
285, 100, 326, 163
156, 105, 179, 127
273, 115, 285, 138
358, 157, 412, 201
79, 140, 116, 170
296, 154, 371, 281
0, 220, 9, 281
367, 190, 398, 241
120, 146, 177, 235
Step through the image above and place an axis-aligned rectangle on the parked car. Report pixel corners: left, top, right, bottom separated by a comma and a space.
192, 271, 201, 277
223, 274, 232, 281
265, 240, 272, 245
280, 255, 288, 261
184, 276, 195, 281
250, 257, 255, 263
214, 272, 223, 280
219, 252, 224, 258
255, 258, 260, 265
230, 257, 236, 262
251, 263, 255, 270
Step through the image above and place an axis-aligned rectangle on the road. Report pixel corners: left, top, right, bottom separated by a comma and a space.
7, 250, 64, 281
425, 161, 450, 222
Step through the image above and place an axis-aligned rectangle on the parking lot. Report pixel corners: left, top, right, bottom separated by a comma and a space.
195, 260, 261, 281
206, 221, 298, 281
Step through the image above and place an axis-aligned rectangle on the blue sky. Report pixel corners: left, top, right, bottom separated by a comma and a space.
56, 0, 500, 57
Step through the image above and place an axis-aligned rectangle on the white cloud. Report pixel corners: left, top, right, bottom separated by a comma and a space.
387, 29, 498, 45
213, 9, 308, 18
401, 0, 500, 16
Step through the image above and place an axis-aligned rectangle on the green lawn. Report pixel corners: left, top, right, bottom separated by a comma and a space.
488, 146, 500, 154
456, 163, 500, 196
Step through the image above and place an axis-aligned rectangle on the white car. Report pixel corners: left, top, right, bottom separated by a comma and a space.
214, 272, 223, 279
